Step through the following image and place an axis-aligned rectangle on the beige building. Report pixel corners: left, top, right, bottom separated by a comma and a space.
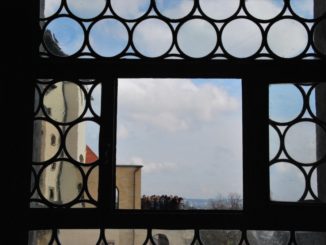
116, 165, 142, 209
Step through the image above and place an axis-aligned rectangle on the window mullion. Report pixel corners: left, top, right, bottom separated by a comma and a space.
98, 77, 118, 212
242, 78, 270, 211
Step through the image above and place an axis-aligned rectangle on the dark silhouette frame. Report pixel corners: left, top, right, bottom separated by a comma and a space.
7, 0, 326, 244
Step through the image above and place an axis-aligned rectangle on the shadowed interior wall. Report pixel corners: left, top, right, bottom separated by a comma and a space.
315, 0, 326, 202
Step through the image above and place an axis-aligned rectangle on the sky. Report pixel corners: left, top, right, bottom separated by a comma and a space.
116, 79, 242, 199
40, 0, 325, 203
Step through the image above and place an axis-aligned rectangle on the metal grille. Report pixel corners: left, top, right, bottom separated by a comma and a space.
39, 0, 326, 59
269, 83, 326, 203
29, 229, 326, 244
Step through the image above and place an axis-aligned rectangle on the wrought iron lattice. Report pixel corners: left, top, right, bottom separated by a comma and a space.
269, 83, 326, 203
31, 79, 101, 208
28, 229, 326, 245
39, 0, 326, 60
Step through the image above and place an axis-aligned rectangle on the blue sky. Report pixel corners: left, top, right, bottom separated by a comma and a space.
40, 0, 324, 203
116, 78, 242, 199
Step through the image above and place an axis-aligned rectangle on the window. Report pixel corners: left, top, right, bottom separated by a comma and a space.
50, 134, 56, 146
79, 154, 84, 163
115, 187, 119, 209
20, 0, 326, 244
117, 78, 243, 210
51, 162, 56, 170
48, 187, 54, 201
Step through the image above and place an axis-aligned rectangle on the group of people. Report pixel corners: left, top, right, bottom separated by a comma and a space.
141, 195, 184, 210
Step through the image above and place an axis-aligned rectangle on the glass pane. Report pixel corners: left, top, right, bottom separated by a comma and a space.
38, 161, 83, 205
28, 230, 52, 245
290, 0, 325, 19
245, 0, 284, 20
110, 0, 150, 20
105, 229, 147, 245
58, 229, 101, 244
42, 81, 86, 123
267, 19, 308, 58
40, 0, 61, 19
247, 230, 290, 245
200, 230, 241, 245
295, 231, 326, 245
66, 0, 106, 19
269, 84, 303, 123
221, 19, 262, 58
177, 19, 218, 58
269, 83, 326, 203
43, 17, 84, 57
89, 19, 129, 57
152, 230, 194, 245
133, 18, 173, 58
31, 80, 101, 208
117, 78, 243, 210
32, 120, 61, 162
199, 0, 240, 20
155, 0, 194, 19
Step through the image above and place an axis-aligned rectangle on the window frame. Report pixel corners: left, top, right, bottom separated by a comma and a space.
28, 62, 326, 230
16, 0, 326, 244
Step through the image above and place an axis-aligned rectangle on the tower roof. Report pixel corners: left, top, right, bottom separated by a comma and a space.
86, 145, 98, 163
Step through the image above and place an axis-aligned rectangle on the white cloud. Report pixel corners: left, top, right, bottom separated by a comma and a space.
245, 0, 284, 20
267, 19, 308, 58
117, 124, 129, 140
110, 0, 150, 19
43, 0, 61, 17
118, 79, 239, 133
177, 19, 217, 57
133, 19, 173, 57
284, 121, 317, 164
199, 0, 240, 20
270, 162, 306, 201
129, 156, 177, 174
290, 0, 315, 18
155, 0, 194, 19
66, 0, 106, 18
222, 19, 262, 58
116, 79, 243, 198
131, 112, 188, 132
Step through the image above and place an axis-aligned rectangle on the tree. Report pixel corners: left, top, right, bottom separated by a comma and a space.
209, 193, 242, 210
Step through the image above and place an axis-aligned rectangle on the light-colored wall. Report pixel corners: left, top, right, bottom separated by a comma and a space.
116, 166, 142, 209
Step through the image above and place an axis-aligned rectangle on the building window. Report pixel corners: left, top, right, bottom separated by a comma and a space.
50, 134, 56, 146
45, 106, 51, 116
48, 187, 55, 201
79, 154, 84, 163
51, 162, 56, 170
115, 188, 119, 209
